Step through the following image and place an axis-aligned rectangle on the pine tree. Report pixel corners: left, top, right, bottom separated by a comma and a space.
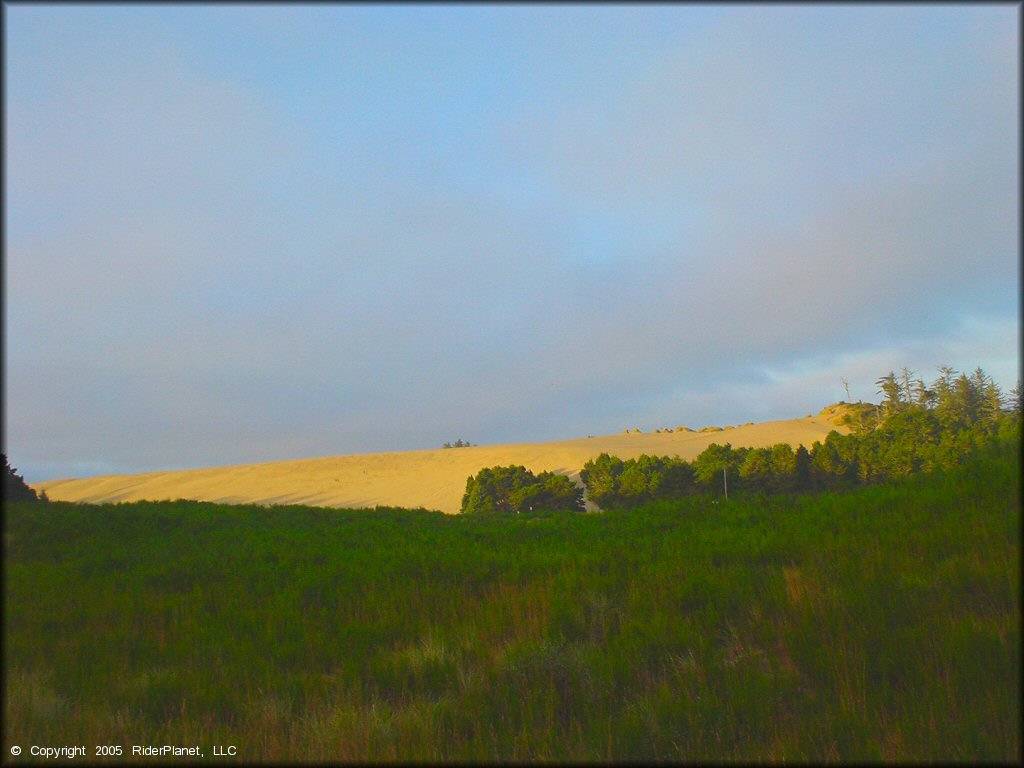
980, 378, 1005, 423
953, 373, 981, 426
932, 365, 959, 425
900, 367, 915, 406
912, 377, 933, 409
876, 372, 903, 418
1009, 381, 1022, 414
3, 454, 38, 502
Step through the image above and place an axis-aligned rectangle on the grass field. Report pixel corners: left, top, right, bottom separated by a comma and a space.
4, 441, 1019, 762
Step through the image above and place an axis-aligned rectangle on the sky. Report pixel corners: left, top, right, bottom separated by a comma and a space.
4, 4, 1020, 483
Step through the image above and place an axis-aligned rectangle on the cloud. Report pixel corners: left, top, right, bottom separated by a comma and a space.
489, 4, 1018, 383
5, 6, 1018, 482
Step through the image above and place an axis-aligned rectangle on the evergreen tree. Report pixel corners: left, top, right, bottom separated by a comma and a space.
580, 454, 624, 508
794, 445, 812, 490
657, 458, 696, 498
952, 373, 981, 426
3, 454, 38, 502
932, 365, 959, 424
769, 443, 798, 491
1009, 381, 1022, 414
900, 367, 915, 406
980, 378, 1005, 423
738, 448, 772, 492
912, 377, 933, 409
512, 472, 585, 513
876, 372, 903, 417
581, 453, 695, 509
809, 431, 859, 486
617, 460, 653, 505
462, 465, 582, 514
693, 443, 746, 493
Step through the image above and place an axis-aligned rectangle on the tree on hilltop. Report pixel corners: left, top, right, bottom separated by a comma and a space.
443, 439, 476, 449
876, 372, 903, 417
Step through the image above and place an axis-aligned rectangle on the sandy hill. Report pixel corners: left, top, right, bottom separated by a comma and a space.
817, 401, 880, 426
33, 413, 850, 514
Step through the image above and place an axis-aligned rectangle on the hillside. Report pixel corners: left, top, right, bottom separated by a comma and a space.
33, 413, 850, 513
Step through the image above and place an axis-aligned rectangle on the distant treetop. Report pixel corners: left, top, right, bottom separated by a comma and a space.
442, 439, 476, 449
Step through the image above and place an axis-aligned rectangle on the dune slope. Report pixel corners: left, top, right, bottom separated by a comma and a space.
33, 414, 848, 513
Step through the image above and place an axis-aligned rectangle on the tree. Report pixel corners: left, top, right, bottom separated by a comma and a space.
876, 372, 903, 417
911, 377, 933, 409
900, 367, 915, 406
980, 378, 1005, 423
692, 443, 746, 493
657, 457, 696, 498
580, 454, 623, 508
581, 453, 695, 509
617, 459, 654, 503
1009, 381, 1022, 414
4, 454, 38, 502
461, 465, 531, 514
461, 465, 583, 514
768, 443, 798, 491
809, 431, 859, 486
952, 373, 981, 426
862, 408, 941, 479
738, 444, 798, 493
794, 445, 812, 490
511, 472, 584, 514
932, 365, 959, 424
738, 447, 772, 492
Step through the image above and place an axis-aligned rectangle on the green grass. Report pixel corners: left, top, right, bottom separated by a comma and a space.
4, 444, 1019, 762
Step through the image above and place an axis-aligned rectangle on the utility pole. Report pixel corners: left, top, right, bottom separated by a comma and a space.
723, 466, 728, 500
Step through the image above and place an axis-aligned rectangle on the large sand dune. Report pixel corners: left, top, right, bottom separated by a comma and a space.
33, 413, 850, 513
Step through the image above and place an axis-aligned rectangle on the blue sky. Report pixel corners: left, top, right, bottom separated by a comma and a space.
5, 4, 1019, 482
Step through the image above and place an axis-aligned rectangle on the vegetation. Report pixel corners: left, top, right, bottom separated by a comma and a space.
580, 365, 1020, 507
442, 439, 476, 449
5, 438, 1018, 761
5, 363, 1018, 761
461, 465, 584, 514
4, 453, 39, 502
581, 453, 695, 509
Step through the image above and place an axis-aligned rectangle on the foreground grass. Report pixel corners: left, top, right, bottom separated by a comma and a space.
4, 444, 1019, 762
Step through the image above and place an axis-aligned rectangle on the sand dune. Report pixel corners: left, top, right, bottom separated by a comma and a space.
32, 413, 850, 513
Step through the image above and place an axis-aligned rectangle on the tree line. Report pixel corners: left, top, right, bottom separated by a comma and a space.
461, 365, 1020, 513
461, 465, 584, 514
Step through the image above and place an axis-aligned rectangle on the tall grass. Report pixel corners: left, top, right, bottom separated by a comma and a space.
4, 444, 1019, 762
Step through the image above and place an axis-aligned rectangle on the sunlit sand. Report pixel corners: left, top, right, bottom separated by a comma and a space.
33, 410, 852, 513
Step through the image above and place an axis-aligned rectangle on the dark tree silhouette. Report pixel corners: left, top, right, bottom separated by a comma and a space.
4, 454, 38, 502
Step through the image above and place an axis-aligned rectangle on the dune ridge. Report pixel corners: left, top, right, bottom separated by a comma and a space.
33, 414, 849, 513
